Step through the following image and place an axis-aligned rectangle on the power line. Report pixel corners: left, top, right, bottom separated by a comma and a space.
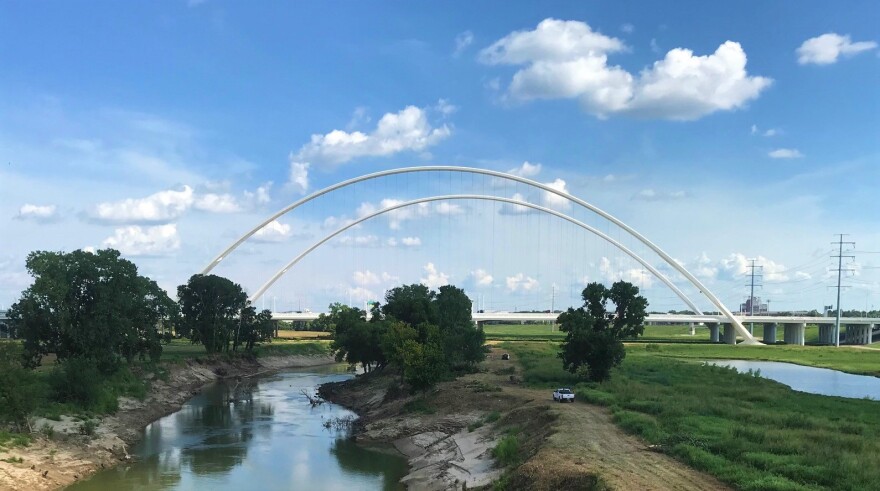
831, 234, 856, 347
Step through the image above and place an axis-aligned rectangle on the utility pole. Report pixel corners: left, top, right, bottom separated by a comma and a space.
831, 234, 856, 347
550, 285, 556, 331
746, 259, 763, 335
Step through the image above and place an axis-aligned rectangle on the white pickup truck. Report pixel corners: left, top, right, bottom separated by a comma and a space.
552, 388, 575, 403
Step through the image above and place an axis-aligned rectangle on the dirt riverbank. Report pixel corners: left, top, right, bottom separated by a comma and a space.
0, 353, 335, 491
320, 347, 730, 491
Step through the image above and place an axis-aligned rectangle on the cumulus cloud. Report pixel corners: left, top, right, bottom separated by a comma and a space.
542, 178, 571, 209
620, 23, 634, 34
357, 199, 431, 229
507, 161, 542, 177
506, 273, 539, 292
769, 148, 803, 159
480, 18, 771, 120
435, 99, 458, 116
599, 257, 653, 288
194, 193, 241, 213
421, 262, 450, 289
454, 31, 474, 57
336, 235, 379, 247
252, 220, 293, 242
401, 236, 422, 247
15, 204, 58, 222
632, 189, 687, 201
91, 186, 194, 223
797, 33, 877, 65
707, 252, 810, 283
293, 104, 451, 168
288, 161, 310, 195
353, 270, 381, 286
101, 224, 180, 256
470, 268, 494, 287
435, 202, 463, 215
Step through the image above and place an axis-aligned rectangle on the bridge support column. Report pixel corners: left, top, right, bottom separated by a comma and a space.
690, 322, 695, 336
845, 324, 871, 345
723, 323, 736, 345
707, 323, 719, 343
762, 323, 777, 344
782, 323, 806, 346
818, 324, 834, 345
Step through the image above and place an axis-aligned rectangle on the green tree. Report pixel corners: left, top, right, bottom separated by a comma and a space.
235, 307, 275, 352
177, 274, 249, 354
435, 285, 486, 368
382, 284, 437, 327
557, 281, 648, 381
0, 344, 42, 430
8, 249, 173, 372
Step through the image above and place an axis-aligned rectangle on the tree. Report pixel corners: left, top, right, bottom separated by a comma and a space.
0, 344, 42, 430
435, 285, 486, 368
8, 249, 174, 372
177, 274, 249, 354
382, 284, 437, 327
557, 281, 647, 381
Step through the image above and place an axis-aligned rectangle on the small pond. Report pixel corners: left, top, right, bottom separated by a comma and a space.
706, 359, 880, 400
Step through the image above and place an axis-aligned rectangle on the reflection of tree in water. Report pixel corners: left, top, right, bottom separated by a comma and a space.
64, 452, 183, 491
330, 438, 408, 491
179, 381, 275, 476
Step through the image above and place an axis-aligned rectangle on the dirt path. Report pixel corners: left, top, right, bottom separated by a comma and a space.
484, 349, 729, 491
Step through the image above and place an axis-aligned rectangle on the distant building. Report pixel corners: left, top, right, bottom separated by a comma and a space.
739, 296, 768, 315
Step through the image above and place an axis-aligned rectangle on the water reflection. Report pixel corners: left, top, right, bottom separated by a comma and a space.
67, 370, 407, 491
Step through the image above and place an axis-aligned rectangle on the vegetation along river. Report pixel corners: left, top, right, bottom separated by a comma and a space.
66, 367, 408, 491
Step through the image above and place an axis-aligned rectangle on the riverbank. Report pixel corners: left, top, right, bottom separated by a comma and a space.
0, 352, 336, 491
320, 347, 726, 490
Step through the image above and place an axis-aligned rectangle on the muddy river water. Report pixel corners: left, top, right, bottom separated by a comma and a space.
67, 367, 407, 491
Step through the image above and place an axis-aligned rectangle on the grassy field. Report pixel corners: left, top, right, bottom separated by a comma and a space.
484, 323, 828, 344
275, 330, 332, 340
504, 341, 880, 491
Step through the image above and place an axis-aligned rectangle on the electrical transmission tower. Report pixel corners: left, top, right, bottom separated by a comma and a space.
746, 259, 763, 334
831, 234, 856, 347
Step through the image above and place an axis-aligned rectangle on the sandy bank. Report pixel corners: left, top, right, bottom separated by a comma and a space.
0, 353, 335, 491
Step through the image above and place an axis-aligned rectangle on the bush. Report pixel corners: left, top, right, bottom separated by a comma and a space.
0, 344, 43, 429
492, 435, 520, 466
79, 419, 98, 437
48, 358, 120, 413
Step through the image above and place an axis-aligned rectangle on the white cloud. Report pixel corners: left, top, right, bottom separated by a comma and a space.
194, 193, 241, 213
620, 23, 634, 34
435, 202, 463, 215
435, 99, 458, 116
470, 268, 494, 287
454, 30, 474, 57
750, 124, 758, 135
244, 182, 272, 205
253, 220, 292, 242
763, 128, 779, 137
506, 273, 539, 292
91, 186, 195, 223
797, 33, 877, 65
337, 235, 379, 247
718, 253, 800, 282
386, 237, 398, 247
420, 262, 449, 289
632, 189, 687, 201
692, 252, 718, 280
353, 270, 381, 286
288, 161, 310, 195
599, 256, 653, 288
358, 198, 431, 229
15, 204, 58, 222
769, 148, 803, 159
401, 236, 422, 247
293, 105, 451, 168
508, 161, 542, 177
480, 19, 771, 120
347, 286, 377, 303
543, 178, 571, 209
101, 224, 180, 256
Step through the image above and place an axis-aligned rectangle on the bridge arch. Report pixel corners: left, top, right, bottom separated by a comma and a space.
203, 166, 758, 344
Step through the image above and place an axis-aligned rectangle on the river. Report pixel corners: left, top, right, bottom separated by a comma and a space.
66, 367, 408, 491
706, 359, 880, 399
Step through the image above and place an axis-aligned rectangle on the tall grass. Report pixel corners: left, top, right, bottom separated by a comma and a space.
504, 341, 880, 491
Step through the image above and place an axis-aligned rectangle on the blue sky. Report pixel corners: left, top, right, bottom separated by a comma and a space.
2, 2, 878, 314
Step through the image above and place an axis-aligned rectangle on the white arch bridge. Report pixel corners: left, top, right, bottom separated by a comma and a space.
202, 166, 862, 346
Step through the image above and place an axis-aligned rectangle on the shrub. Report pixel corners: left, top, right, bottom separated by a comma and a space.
492, 435, 520, 466
0, 344, 43, 429
79, 419, 98, 436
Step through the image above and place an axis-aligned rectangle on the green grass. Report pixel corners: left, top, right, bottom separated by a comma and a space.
159, 339, 331, 362
504, 341, 880, 491
483, 324, 565, 341
0, 431, 31, 449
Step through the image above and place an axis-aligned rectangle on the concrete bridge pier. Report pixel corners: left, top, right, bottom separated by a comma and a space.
707, 322, 719, 343
690, 322, 695, 336
762, 323, 777, 344
818, 324, 835, 345
845, 324, 873, 345
723, 323, 736, 345
783, 323, 806, 345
